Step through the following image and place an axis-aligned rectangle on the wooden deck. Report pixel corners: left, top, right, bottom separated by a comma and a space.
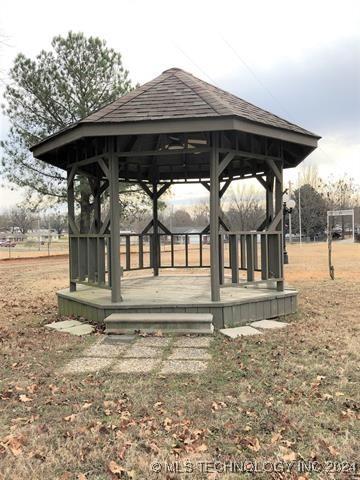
58, 275, 297, 329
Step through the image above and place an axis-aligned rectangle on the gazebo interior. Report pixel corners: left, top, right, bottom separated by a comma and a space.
31, 68, 319, 328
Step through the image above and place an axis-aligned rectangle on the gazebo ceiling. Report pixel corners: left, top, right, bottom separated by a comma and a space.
30, 67, 320, 182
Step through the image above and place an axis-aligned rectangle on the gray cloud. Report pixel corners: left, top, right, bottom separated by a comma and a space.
221, 38, 360, 140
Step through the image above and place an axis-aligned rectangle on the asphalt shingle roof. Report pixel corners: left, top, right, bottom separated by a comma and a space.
81, 67, 316, 137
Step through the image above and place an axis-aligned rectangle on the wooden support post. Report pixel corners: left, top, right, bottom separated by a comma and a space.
261, 234, 269, 280
152, 180, 159, 276
109, 139, 122, 302
138, 236, 144, 269
246, 234, 255, 282
67, 169, 77, 292
210, 133, 220, 301
97, 237, 105, 285
274, 163, 284, 291
219, 234, 224, 285
230, 234, 239, 284
266, 173, 274, 227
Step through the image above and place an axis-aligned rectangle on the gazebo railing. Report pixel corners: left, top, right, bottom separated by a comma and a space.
219, 231, 283, 285
69, 230, 282, 290
69, 234, 111, 288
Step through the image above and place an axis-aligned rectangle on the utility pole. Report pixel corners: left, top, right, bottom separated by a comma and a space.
298, 173, 302, 246
38, 217, 41, 251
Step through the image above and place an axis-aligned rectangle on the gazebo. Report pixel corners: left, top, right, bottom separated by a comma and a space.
31, 68, 319, 329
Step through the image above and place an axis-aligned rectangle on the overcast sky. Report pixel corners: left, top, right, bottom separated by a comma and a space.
1, 0, 359, 208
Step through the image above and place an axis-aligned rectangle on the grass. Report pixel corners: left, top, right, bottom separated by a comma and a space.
0, 243, 359, 479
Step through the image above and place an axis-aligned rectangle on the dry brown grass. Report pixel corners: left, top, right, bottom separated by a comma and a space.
0, 242, 359, 479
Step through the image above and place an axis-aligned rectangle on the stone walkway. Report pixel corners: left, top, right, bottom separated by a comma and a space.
59, 319, 290, 375
61, 335, 212, 375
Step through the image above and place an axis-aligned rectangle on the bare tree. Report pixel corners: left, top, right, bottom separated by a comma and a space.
299, 164, 322, 189
321, 175, 359, 238
226, 184, 265, 230
189, 201, 209, 227
8, 206, 35, 234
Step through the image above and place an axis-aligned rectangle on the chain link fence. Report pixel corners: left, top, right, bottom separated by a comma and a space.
0, 234, 69, 259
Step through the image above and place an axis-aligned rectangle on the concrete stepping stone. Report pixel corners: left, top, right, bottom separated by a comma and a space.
83, 343, 128, 358
174, 337, 212, 348
219, 326, 263, 339
250, 320, 289, 329
160, 360, 208, 374
102, 335, 135, 345
123, 346, 163, 358
62, 357, 112, 374
135, 337, 172, 347
46, 320, 82, 330
169, 347, 211, 360
112, 358, 160, 373
67, 324, 95, 336
45, 320, 94, 336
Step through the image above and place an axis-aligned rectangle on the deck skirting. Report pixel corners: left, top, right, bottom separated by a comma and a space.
57, 276, 297, 329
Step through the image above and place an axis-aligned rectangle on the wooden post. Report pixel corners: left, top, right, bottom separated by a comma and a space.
275, 163, 284, 291
152, 180, 159, 276
266, 173, 274, 227
67, 169, 76, 292
210, 133, 220, 301
109, 139, 121, 302
229, 234, 239, 284
327, 215, 335, 280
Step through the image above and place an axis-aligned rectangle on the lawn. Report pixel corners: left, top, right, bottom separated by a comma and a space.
0, 242, 359, 479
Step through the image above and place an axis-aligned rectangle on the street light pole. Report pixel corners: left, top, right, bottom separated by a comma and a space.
283, 193, 296, 265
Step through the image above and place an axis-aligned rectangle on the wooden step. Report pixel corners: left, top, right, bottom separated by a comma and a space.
104, 313, 214, 335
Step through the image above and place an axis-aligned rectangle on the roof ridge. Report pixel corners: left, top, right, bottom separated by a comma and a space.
173, 69, 233, 116
169, 71, 220, 115
81, 70, 174, 123
178, 69, 315, 136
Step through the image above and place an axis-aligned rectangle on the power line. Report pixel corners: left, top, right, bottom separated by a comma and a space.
171, 41, 217, 84
220, 34, 295, 121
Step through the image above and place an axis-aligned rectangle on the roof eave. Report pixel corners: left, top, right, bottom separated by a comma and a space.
31, 116, 320, 159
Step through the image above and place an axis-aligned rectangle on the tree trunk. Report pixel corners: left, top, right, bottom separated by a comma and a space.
79, 177, 92, 233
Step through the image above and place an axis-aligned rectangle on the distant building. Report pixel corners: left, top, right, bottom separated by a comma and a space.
166, 227, 210, 244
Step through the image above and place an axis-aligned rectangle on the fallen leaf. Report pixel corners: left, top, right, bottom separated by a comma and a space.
63, 414, 77, 422
279, 446, 296, 461
19, 394, 32, 403
150, 442, 160, 453
49, 384, 59, 394
2, 435, 26, 456
247, 437, 261, 452
327, 445, 339, 456
163, 417, 172, 431
27, 384, 38, 394
271, 432, 282, 444
108, 460, 125, 474
59, 473, 72, 480
196, 443, 208, 453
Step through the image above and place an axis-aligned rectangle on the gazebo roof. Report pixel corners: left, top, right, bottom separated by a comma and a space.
81, 68, 315, 136
31, 67, 319, 160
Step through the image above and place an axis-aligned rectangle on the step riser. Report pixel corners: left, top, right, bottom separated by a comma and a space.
105, 322, 214, 334
106, 327, 214, 335
104, 313, 214, 336
106, 321, 212, 329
